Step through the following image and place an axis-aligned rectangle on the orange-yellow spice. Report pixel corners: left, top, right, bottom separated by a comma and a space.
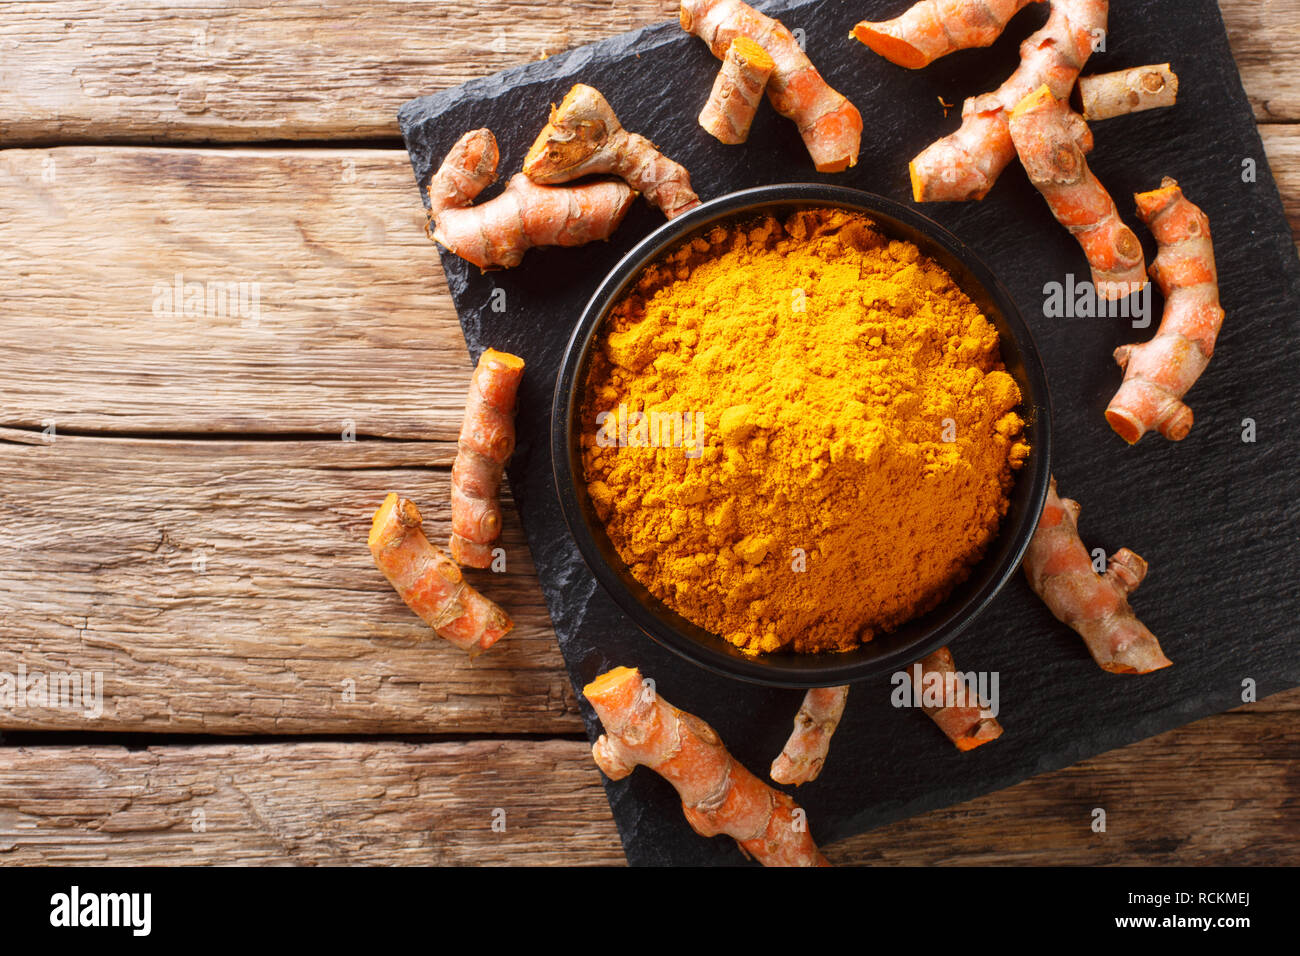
580, 209, 1028, 654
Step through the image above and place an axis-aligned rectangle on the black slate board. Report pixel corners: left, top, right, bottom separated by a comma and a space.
399, 0, 1300, 865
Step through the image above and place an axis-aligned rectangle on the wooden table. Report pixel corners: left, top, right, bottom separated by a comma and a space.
0, 1, 1295, 866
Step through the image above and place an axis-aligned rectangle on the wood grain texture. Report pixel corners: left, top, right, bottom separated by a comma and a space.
0, 427, 580, 733
0, 146, 473, 439
1263, 125, 1300, 238
0, 740, 623, 865
0, 0, 678, 144
1221, 0, 1300, 123
0, 1, 1292, 145
3, 132, 1298, 439
0, 702, 1295, 864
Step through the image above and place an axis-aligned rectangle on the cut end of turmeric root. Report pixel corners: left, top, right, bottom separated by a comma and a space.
951, 719, 1005, 751
912, 647, 1004, 752
369, 492, 514, 656
797, 99, 864, 173
1103, 406, 1148, 445
727, 35, 773, 69
852, 1, 1046, 70
1105, 402, 1191, 445
850, 23, 931, 70
1008, 82, 1053, 121
367, 491, 417, 553
908, 160, 924, 203
699, 36, 775, 145
1134, 177, 1184, 220
582, 665, 639, 708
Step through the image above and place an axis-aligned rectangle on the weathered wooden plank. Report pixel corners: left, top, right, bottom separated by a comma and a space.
0, 740, 625, 865
0, 1, 1292, 144
0, 428, 580, 733
1263, 124, 1300, 239
0, 704, 1295, 864
0, 0, 673, 144
3, 134, 1298, 439
0, 146, 468, 439
1221, 0, 1300, 123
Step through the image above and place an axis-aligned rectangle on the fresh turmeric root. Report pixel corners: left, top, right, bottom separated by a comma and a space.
451, 349, 525, 568
1023, 478, 1172, 674
1008, 85, 1145, 299
909, 0, 1107, 202
852, 0, 1045, 70
1078, 63, 1179, 121
1107, 178, 1224, 444
770, 685, 848, 785
427, 127, 499, 220
680, 0, 862, 172
699, 36, 775, 144
585, 666, 830, 866
369, 493, 513, 656
426, 127, 636, 269
906, 646, 1003, 751
523, 84, 700, 220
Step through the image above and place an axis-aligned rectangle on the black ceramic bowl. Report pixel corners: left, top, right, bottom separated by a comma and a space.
552, 184, 1052, 688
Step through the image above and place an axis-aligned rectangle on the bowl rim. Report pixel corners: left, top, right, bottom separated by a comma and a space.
551, 183, 1053, 688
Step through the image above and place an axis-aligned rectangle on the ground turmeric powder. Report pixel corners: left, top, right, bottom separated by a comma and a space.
580, 208, 1028, 655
